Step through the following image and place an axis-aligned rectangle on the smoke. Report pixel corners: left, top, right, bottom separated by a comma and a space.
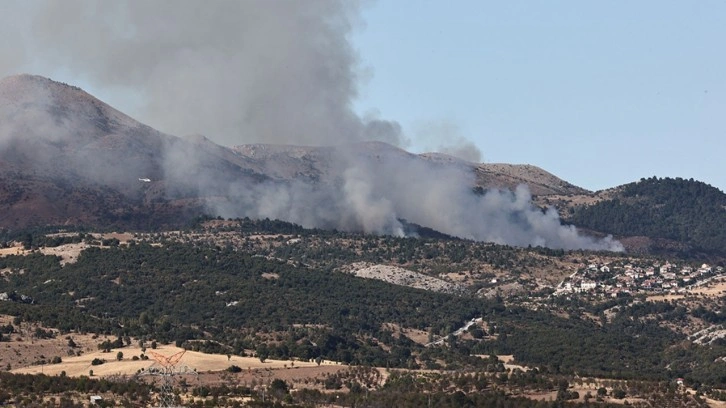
414, 121, 483, 163
0, 1, 623, 251
200, 143, 623, 251
0, 0, 404, 147
0, 74, 165, 195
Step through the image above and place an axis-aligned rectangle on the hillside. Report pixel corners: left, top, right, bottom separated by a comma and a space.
474, 163, 589, 196
1, 222, 726, 406
232, 143, 587, 196
566, 177, 726, 257
5, 73, 725, 257
0, 74, 233, 228
1, 74, 618, 252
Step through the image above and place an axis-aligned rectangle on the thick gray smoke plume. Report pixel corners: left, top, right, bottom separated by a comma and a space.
197, 142, 623, 251
0, 1, 623, 251
0, 0, 403, 147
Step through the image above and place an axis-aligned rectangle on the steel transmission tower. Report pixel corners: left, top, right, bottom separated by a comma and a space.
138, 349, 196, 408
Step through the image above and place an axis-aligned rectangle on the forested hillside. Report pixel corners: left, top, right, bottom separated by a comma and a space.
567, 177, 726, 256
0, 243, 487, 368
0, 219, 724, 406
2, 224, 726, 391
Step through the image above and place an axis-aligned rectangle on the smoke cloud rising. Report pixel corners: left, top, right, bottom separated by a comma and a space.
220, 146, 622, 251
0, 1, 623, 251
0, 0, 403, 147
414, 121, 483, 163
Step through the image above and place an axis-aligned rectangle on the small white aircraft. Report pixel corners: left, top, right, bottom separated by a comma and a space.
138, 178, 151, 183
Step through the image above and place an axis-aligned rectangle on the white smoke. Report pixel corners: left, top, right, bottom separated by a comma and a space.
198, 143, 623, 251
0, 0, 406, 148
414, 120, 483, 163
0, 1, 623, 251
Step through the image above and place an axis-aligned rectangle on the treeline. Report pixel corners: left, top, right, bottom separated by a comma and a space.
0, 371, 655, 408
0, 372, 152, 406
0, 242, 486, 367
568, 177, 726, 256
472, 306, 681, 382
461, 301, 726, 388
3, 239, 726, 385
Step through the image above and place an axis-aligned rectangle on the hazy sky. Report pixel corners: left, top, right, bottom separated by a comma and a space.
1, 1, 723, 192
351, 1, 725, 192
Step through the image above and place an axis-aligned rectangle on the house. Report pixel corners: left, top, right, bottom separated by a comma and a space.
90, 396, 104, 405
580, 281, 597, 291
697, 266, 712, 275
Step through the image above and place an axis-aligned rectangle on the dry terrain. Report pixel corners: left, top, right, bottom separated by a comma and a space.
0, 233, 135, 266
380, 323, 430, 345
0, 315, 351, 392
340, 262, 465, 294
11, 343, 340, 378
647, 280, 726, 302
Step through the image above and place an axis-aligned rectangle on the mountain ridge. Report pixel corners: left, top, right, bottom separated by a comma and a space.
0, 74, 690, 254
0, 75, 586, 230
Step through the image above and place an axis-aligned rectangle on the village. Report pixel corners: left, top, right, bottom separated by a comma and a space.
554, 260, 726, 298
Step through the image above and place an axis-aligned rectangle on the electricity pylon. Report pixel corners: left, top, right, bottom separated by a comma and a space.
138, 349, 196, 408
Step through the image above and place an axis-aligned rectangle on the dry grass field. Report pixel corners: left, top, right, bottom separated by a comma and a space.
0, 314, 350, 390
12, 343, 342, 378
647, 281, 726, 302
0, 246, 27, 256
